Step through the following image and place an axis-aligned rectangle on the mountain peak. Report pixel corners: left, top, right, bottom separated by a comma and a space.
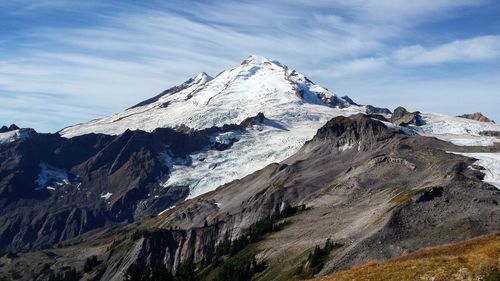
241, 54, 277, 66
457, 112, 495, 123
61, 55, 386, 138
309, 114, 396, 148
194, 72, 213, 84
0, 124, 19, 133
127, 72, 211, 110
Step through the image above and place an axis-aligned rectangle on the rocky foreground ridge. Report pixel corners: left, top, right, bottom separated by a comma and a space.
1, 113, 498, 281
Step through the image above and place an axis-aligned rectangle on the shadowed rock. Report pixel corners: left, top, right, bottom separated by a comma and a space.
391, 106, 423, 126
458, 112, 495, 123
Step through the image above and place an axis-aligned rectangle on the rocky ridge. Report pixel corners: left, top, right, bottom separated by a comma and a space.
458, 112, 495, 123
2, 114, 498, 281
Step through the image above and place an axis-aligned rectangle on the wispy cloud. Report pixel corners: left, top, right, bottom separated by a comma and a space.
395, 35, 500, 65
0, 0, 499, 131
315, 57, 387, 78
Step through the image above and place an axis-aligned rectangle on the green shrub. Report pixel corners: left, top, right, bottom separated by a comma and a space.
296, 239, 342, 279
83, 255, 100, 272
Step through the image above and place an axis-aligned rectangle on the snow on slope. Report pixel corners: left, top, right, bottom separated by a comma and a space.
0, 129, 32, 144
452, 152, 500, 189
35, 162, 69, 190
55, 55, 500, 197
60, 55, 368, 197
60, 55, 355, 137
168, 111, 361, 198
411, 113, 500, 146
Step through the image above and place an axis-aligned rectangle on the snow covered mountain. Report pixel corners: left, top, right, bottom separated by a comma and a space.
57, 55, 500, 198
0, 125, 35, 144
413, 113, 500, 146
1, 55, 500, 271
60, 55, 365, 137
60, 55, 384, 197
415, 113, 500, 190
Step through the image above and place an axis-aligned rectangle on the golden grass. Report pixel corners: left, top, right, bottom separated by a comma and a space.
313, 233, 500, 281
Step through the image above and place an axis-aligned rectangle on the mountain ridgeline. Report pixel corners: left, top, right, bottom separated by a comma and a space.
0, 117, 265, 254
0, 55, 499, 281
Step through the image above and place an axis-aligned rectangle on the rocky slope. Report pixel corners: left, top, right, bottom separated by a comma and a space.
59, 55, 389, 198
0, 124, 36, 145
1, 55, 500, 281
314, 232, 500, 281
0, 55, 391, 255
2, 114, 498, 281
458, 112, 495, 123
390, 106, 423, 126
0, 121, 258, 255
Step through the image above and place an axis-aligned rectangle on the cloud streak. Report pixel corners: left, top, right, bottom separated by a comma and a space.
0, 0, 499, 131
395, 35, 500, 65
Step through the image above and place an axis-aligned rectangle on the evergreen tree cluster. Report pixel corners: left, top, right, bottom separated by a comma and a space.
83, 255, 100, 272
175, 259, 197, 281
216, 256, 263, 281
47, 267, 82, 281
124, 263, 175, 281
131, 229, 147, 241
123, 205, 305, 281
296, 239, 342, 278
203, 204, 304, 266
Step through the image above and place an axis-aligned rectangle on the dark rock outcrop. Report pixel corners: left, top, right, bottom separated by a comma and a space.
365, 105, 392, 115
341, 96, 360, 106
128, 73, 211, 109
310, 114, 397, 148
458, 112, 495, 123
391, 106, 423, 126
0, 121, 251, 254
92, 114, 497, 280
479, 130, 500, 137
2, 114, 499, 281
240, 112, 265, 128
0, 124, 20, 133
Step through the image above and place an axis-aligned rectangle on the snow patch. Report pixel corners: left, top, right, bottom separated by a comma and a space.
408, 113, 500, 147
158, 150, 174, 171
213, 131, 240, 145
158, 205, 176, 216
100, 192, 112, 200
35, 163, 69, 190
339, 143, 354, 151
0, 129, 31, 144
452, 152, 500, 189
447, 137, 499, 147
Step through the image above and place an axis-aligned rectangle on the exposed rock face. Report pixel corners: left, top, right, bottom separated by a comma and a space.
391, 106, 424, 126
458, 112, 495, 123
479, 130, 500, 137
239, 112, 265, 128
114, 115, 499, 280
0, 123, 249, 254
309, 114, 397, 148
127, 115, 497, 277
128, 73, 213, 109
0, 124, 20, 133
334, 96, 391, 115
5, 114, 497, 281
365, 105, 392, 115
1, 114, 499, 281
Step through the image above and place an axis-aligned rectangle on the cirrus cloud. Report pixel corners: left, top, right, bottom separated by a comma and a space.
0, 0, 499, 131
395, 35, 500, 65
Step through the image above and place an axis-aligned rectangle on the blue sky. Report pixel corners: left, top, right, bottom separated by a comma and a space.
1, 0, 499, 132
